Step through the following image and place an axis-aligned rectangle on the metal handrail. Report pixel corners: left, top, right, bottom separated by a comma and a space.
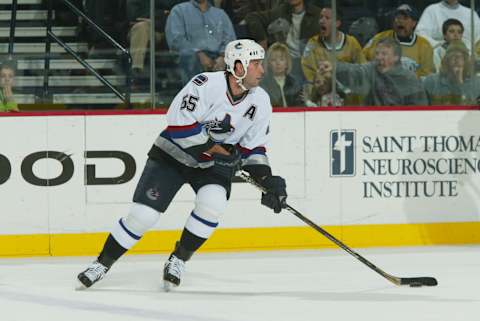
8, 0, 18, 58
44, 0, 132, 108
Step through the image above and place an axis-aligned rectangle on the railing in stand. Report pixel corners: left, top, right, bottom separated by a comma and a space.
8, 0, 18, 59
44, 0, 132, 108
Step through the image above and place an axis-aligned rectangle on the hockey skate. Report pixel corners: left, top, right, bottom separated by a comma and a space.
163, 254, 185, 291
76, 260, 109, 290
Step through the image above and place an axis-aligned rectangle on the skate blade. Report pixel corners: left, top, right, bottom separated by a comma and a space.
75, 280, 89, 291
162, 280, 178, 292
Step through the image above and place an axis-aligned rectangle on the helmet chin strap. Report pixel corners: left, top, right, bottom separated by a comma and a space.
231, 67, 248, 91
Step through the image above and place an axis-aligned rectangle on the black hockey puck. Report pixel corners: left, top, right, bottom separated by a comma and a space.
409, 282, 423, 287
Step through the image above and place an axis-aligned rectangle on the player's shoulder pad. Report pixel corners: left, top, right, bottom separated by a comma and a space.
250, 86, 272, 113
252, 86, 271, 103
192, 74, 209, 86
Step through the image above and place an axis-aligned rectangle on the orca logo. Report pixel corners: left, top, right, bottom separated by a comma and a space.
235, 42, 243, 49
146, 187, 161, 201
330, 130, 355, 177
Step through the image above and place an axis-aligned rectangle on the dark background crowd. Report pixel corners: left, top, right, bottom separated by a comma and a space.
2, 0, 480, 111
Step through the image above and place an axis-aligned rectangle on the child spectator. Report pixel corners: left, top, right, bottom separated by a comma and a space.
0, 63, 18, 112
433, 18, 464, 72
423, 40, 480, 105
260, 42, 303, 107
303, 70, 344, 107
416, 0, 480, 50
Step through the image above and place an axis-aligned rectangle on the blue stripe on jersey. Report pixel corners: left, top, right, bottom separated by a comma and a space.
191, 212, 218, 228
240, 146, 267, 158
166, 123, 203, 139
119, 219, 141, 240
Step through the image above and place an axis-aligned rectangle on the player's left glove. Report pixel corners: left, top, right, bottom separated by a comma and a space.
259, 175, 287, 213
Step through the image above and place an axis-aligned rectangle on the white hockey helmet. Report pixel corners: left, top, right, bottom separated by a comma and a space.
224, 39, 265, 83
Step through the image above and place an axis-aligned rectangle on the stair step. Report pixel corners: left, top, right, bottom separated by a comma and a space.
0, 26, 76, 37
53, 93, 159, 104
0, 10, 51, 20
17, 59, 117, 70
0, 0, 42, 4
0, 42, 88, 53
16, 75, 126, 87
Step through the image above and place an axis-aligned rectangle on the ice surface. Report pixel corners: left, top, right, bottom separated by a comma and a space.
0, 246, 478, 321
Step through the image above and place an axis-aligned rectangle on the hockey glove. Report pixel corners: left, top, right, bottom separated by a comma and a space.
259, 175, 287, 213
211, 149, 241, 181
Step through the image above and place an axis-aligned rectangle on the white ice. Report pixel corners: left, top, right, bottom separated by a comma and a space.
0, 246, 478, 321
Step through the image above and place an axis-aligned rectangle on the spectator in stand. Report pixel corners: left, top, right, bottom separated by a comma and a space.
127, 0, 185, 81
245, 0, 321, 83
303, 70, 344, 107
260, 42, 303, 107
322, 0, 376, 34
365, 1, 436, 32
416, 0, 480, 51
319, 37, 428, 106
476, 40, 480, 71
81, 0, 129, 55
433, 19, 464, 72
363, 4, 435, 78
165, 0, 236, 83
423, 40, 480, 105
301, 7, 366, 83
348, 16, 378, 47
0, 63, 18, 112
219, 0, 278, 38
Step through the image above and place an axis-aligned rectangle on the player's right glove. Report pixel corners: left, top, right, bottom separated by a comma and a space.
211, 149, 241, 181
259, 175, 287, 213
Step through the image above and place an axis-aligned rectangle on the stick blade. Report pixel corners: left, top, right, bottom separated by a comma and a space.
400, 277, 438, 287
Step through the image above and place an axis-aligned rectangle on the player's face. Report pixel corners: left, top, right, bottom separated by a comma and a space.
444, 25, 463, 43
243, 59, 265, 89
269, 51, 288, 76
393, 13, 416, 38
0, 68, 14, 87
374, 44, 398, 73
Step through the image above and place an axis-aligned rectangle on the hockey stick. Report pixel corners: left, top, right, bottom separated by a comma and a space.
239, 171, 438, 287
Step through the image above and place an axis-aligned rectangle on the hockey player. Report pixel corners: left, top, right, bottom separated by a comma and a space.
77, 39, 288, 291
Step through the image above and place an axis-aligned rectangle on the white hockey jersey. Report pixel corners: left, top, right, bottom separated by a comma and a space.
150, 71, 272, 169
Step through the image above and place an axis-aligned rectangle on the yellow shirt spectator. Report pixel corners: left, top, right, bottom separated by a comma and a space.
302, 33, 366, 82
363, 30, 435, 78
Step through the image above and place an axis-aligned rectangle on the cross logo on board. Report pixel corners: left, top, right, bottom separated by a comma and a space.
330, 130, 356, 177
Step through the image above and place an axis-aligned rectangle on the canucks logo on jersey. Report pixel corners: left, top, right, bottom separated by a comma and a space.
204, 114, 235, 143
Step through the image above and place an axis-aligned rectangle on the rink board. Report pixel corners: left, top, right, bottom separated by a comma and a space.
1, 107, 480, 256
